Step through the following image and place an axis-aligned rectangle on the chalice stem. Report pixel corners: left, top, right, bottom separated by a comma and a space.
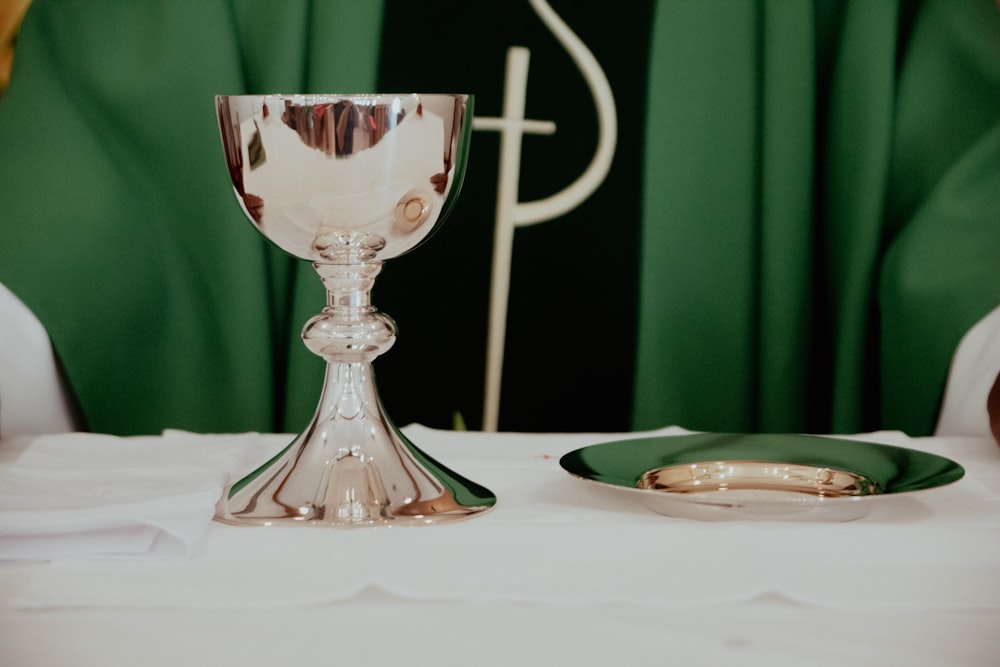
217, 263, 494, 526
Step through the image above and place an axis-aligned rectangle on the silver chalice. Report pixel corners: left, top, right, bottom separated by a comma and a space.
214, 93, 495, 526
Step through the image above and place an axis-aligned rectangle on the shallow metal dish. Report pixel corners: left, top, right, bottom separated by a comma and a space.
559, 433, 965, 521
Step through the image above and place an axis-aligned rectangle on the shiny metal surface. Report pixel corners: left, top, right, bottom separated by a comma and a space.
217, 94, 469, 263
637, 461, 880, 498
215, 93, 494, 526
559, 432, 965, 522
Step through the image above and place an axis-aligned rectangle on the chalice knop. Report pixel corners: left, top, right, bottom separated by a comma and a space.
215, 93, 494, 526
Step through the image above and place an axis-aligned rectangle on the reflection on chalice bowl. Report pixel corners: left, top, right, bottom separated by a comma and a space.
215, 93, 495, 526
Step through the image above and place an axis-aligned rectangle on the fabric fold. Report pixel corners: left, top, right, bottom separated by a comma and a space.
3, 426, 997, 612
0, 431, 282, 560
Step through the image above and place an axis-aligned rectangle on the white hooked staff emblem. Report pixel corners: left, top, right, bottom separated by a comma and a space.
472, 0, 617, 431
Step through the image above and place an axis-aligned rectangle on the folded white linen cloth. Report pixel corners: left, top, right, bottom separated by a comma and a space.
5, 426, 1000, 612
0, 430, 282, 560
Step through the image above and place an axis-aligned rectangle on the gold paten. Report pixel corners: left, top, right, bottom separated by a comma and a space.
638, 460, 880, 498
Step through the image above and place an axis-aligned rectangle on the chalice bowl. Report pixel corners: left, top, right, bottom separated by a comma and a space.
214, 93, 495, 526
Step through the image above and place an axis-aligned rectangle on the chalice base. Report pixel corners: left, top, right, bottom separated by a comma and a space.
215, 361, 496, 527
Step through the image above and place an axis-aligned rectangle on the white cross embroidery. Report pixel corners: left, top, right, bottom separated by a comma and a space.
472, 0, 618, 431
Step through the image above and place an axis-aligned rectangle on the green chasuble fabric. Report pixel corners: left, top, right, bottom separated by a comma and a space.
633, 0, 1000, 436
1, 0, 997, 437
0, 0, 383, 434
